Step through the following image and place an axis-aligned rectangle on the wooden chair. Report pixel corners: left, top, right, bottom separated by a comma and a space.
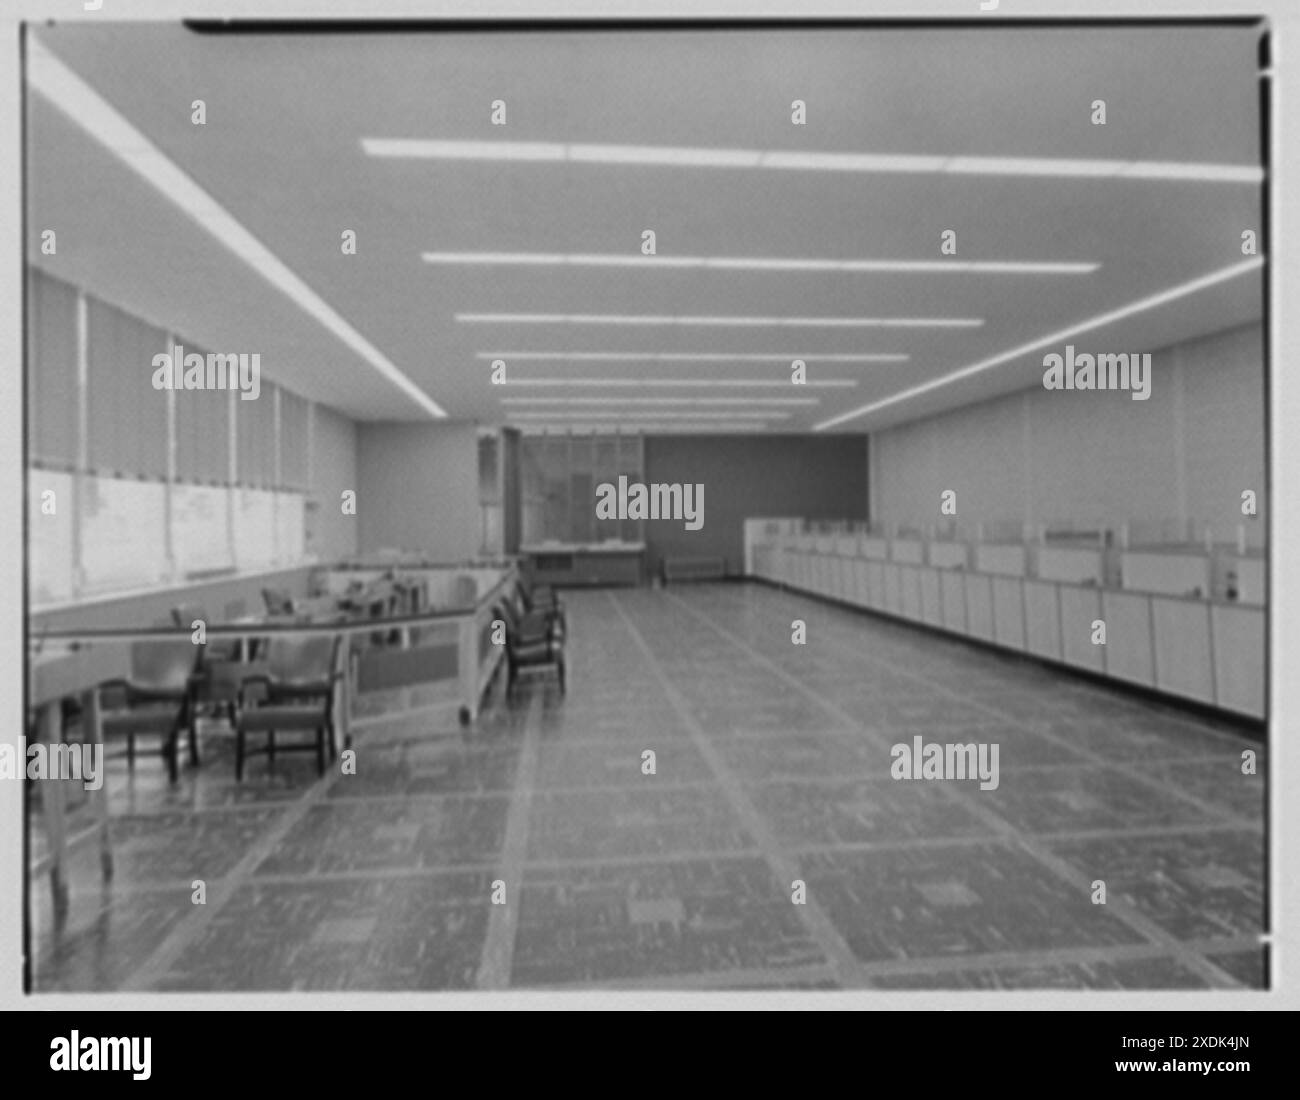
172, 603, 240, 658
261, 588, 296, 617
495, 600, 565, 700
512, 579, 566, 641
235, 634, 342, 780
99, 641, 202, 783
172, 603, 241, 723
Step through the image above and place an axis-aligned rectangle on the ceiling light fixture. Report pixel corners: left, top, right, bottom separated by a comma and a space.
519, 423, 772, 434
363, 138, 1262, 184
476, 352, 908, 362
459, 313, 981, 328
508, 410, 791, 420
426, 251, 1096, 275
498, 379, 857, 388
501, 396, 819, 406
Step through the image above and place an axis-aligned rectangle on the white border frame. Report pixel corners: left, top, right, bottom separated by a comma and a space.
1, 0, 1294, 1013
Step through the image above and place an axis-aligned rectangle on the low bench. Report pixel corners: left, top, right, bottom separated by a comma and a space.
662, 556, 727, 583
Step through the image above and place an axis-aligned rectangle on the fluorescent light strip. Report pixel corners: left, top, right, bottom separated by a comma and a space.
426, 251, 1096, 275
520, 423, 771, 433
500, 379, 857, 388
460, 313, 981, 328
29, 37, 446, 419
502, 397, 818, 406
363, 138, 1262, 184
815, 256, 1265, 430
477, 352, 908, 362
509, 411, 791, 420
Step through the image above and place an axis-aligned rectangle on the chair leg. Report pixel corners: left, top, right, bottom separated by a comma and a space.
267, 729, 276, 765
165, 732, 179, 784
316, 728, 326, 776
188, 719, 201, 767
126, 733, 135, 769
557, 655, 566, 695
235, 729, 245, 782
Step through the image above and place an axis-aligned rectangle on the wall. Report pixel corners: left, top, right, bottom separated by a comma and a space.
356, 421, 482, 560
642, 434, 869, 577
308, 403, 359, 561
501, 428, 521, 555
871, 322, 1264, 540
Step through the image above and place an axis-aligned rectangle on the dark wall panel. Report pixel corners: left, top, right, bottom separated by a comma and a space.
501, 428, 521, 554
642, 434, 869, 577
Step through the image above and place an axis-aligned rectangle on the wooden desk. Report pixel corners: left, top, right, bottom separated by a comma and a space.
29, 643, 129, 922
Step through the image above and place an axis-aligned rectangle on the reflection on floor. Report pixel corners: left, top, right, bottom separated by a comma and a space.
28, 583, 1267, 991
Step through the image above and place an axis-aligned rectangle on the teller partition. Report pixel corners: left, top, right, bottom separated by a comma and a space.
745, 518, 1265, 720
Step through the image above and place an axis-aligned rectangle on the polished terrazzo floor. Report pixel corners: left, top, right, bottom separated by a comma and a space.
27, 583, 1267, 991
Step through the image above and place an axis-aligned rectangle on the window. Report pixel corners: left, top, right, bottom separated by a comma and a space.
233, 487, 276, 571
84, 297, 169, 479
175, 359, 231, 485
520, 432, 645, 545
26, 270, 78, 471
24, 267, 343, 608
172, 482, 233, 575
275, 492, 306, 563
79, 474, 168, 595
27, 469, 75, 605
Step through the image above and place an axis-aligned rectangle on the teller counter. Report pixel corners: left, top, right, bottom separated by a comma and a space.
520, 541, 646, 588
744, 524, 1264, 720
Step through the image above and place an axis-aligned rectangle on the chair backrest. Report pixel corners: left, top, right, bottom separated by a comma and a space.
130, 640, 199, 691
171, 603, 209, 629
501, 587, 528, 622
493, 601, 520, 637
262, 588, 295, 616
514, 578, 553, 614
264, 634, 340, 683
394, 579, 422, 615
449, 574, 479, 608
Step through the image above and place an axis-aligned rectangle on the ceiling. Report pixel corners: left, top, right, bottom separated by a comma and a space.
26, 22, 1265, 434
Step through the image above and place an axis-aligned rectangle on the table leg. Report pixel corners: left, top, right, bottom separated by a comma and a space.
457, 616, 478, 726
36, 701, 69, 924
81, 687, 112, 881
334, 646, 349, 756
